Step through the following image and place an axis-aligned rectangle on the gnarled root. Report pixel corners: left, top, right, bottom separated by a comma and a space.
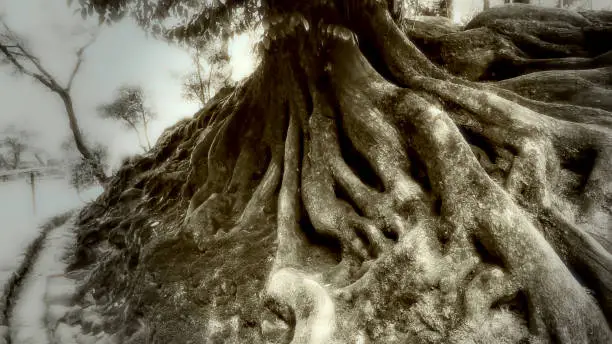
265, 268, 335, 344
395, 89, 611, 343
107, 5, 612, 344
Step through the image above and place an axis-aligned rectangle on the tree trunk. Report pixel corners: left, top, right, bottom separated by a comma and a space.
51, 4, 611, 344
59, 91, 108, 187
10, 151, 19, 169
141, 114, 152, 150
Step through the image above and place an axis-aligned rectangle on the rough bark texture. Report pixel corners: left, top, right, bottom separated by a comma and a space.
35, 4, 611, 344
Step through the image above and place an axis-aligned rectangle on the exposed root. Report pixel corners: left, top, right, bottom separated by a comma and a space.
395, 89, 611, 343
538, 207, 612, 320
61, 4, 612, 344
266, 268, 335, 344
273, 115, 305, 269
238, 147, 283, 227
496, 68, 612, 113
227, 144, 267, 212
336, 85, 423, 205
449, 266, 519, 342
302, 116, 370, 260
187, 117, 230, 213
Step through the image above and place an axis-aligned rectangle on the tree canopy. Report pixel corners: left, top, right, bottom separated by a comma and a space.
78, 0, 406, 42
78, 0, 262, 41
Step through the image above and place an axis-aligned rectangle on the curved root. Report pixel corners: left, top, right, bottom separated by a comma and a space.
301, 118, 369, 260
266, 268, 335, 344
394, 89, 611, 342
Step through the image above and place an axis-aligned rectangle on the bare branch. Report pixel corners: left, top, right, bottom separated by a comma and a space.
0, 19, 63, 92
66, 32, 99, 91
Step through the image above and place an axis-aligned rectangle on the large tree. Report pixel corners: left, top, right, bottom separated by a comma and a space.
39, 2, 611, 344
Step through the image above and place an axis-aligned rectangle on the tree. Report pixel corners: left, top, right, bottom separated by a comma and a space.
181, 37, 233, 107
0, 19, 109, 186
0, 125, 34, 170
59, 2, 611, 344
98, 85, 155, 151
0, 135, 26, 170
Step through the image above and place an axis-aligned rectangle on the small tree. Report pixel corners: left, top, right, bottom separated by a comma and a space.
0, 125, 34, 170
97, 85, 155, 152
0, 18, 108, 186
181, 37, 232, 107
3, 137, 25, 169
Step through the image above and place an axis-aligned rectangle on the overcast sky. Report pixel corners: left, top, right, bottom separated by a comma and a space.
1, 0, 610, 170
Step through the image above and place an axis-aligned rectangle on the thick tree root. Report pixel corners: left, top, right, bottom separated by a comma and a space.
394, 88, 611, 343
266, 268, 335, 344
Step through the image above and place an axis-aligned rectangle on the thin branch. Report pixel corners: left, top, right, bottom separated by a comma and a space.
66, 33, 98, 91
194, 45, 207, 104
139, 107, 152, 150
4, 49, 28, 58
11, 47, 57, 87
0, 20, 62, 92
0, 42, 57, 90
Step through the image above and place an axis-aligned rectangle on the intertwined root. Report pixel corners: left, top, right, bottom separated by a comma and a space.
260, 43, 611, 342
168, 5, 612, 343
42, 4, 611, 343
